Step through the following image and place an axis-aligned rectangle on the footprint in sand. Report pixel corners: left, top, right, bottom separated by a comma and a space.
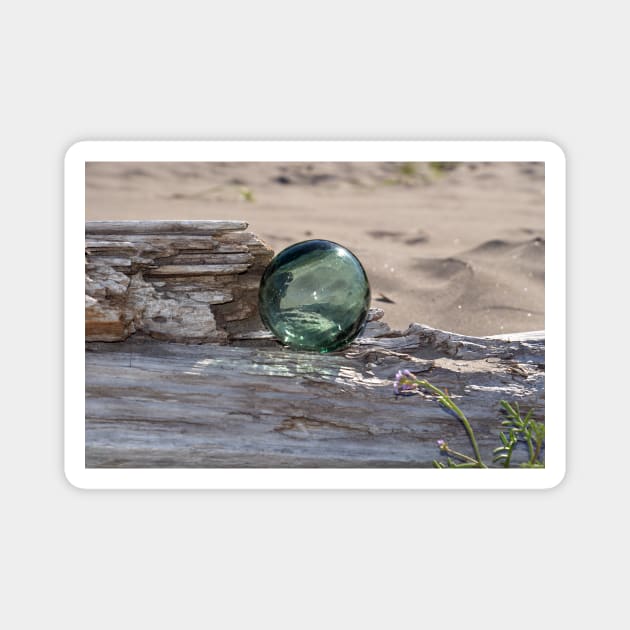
465, 237, 545, 266
413, 257, 474, 286
366, 229, 430, 245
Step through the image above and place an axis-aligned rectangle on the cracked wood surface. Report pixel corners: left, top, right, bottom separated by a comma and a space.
85, 220, 274, 343
86, 322, 545, 468
85, 220, 545, 468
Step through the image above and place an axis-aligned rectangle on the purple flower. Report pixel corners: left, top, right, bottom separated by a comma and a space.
393, 369, 418, 395
437, 439, 448, 451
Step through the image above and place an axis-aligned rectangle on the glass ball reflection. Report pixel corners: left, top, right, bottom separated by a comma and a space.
258, 240, 371, 352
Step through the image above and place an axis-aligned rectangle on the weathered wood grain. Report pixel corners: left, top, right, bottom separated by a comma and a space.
85, 220, 274, 343
85, 220, 545, 469
86, 321, 544, 468
86, 220, 249, 235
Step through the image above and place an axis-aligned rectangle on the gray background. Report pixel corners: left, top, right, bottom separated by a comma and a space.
3, 1, 624, 628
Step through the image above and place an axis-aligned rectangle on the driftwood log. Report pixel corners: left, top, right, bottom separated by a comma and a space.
85, 220, 274, 342
85, 221, 545, 468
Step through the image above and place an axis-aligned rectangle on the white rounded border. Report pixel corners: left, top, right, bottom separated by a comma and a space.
65, 141, 565, 490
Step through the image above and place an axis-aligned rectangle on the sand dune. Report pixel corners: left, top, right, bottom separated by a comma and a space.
86, 161, 544, 336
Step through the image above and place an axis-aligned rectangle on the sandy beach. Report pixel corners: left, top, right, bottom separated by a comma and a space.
86, 161, 544, 336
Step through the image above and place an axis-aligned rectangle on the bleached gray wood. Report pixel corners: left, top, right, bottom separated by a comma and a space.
86, 220, 249, 234
86, 322, 544, 469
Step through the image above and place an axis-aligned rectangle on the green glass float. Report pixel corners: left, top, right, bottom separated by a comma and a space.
258, 239, 371, 353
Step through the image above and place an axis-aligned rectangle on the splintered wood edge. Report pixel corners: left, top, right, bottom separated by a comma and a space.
85, 220, 249, 235
487, 330, 545, 342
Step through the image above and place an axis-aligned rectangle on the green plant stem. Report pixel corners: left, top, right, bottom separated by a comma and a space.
417, 380, 487, 468
530, 436, 542, 466
525, 433, 534, 462
442, 446, 479, 465
495, 440, 515, 468
504, 446, 514, 468
452, 462, 483, 468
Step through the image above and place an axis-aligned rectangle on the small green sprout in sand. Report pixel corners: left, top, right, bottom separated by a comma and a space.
239, 187, 255, 202
428, 162, 458, 177
398, 162, 417, 177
